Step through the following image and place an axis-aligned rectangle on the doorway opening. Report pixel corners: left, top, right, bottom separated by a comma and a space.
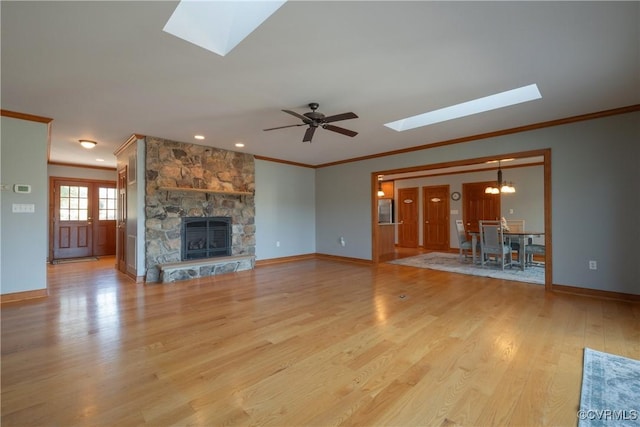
371, 148, 552, 290
49, 177, 117, 262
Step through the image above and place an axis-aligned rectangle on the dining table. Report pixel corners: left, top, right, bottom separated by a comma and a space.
468, 230, 545, 271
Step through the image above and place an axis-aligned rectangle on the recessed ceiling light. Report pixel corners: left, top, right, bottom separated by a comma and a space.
194, 135, 205, 140
96, 158, 105, 162
163, 0, 287, 57
79, 139, 97, 149
384, 84, 542, 132
235, 143, 245, 148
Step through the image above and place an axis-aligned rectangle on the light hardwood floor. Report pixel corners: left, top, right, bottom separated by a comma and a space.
1, 256, 638, 426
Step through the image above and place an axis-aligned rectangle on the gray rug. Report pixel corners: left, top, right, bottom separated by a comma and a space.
51, 256, 99, 265
579, 348, 640, 426
388, 252, 544, 285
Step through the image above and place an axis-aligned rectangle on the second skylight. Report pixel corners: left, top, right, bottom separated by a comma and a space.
384, 84, 542, 132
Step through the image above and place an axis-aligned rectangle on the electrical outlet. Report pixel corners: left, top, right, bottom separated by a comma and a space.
276, 241, 280, 247
589, 260, 597, 270
339, 236, 346, 247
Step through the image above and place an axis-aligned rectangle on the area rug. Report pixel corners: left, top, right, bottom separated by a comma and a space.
388, 252, 544, 285
579, 348, 640, 426
51, 256, 99, 265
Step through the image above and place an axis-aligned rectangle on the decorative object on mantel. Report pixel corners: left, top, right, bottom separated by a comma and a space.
485, 159, 516, 194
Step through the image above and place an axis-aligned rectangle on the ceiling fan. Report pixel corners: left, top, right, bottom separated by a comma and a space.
263, 102, 358, 143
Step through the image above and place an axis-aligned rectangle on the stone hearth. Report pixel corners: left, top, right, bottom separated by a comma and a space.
158, 255, 255, 283
144, 136, 255, 283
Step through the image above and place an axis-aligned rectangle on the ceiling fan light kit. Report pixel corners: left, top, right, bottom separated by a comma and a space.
264, 102, 358, 143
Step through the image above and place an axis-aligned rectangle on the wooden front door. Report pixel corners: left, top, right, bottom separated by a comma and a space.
397, 187, 419, 248
462, 181, 501, 233
117, 168, 127, 273
423, 185, 450, 250
52, 178, 117, 261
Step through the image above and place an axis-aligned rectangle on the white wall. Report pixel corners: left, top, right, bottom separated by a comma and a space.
255, 159, 316, 260
1, 116, 49, 294
315, 112, 640, 295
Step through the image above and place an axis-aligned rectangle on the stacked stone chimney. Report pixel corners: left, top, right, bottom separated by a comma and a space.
144, 136, 255, 282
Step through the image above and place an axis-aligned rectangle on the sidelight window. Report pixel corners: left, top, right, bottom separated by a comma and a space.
98, 187, 117, 220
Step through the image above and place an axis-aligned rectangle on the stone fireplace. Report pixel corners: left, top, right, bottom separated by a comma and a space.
144, 136, 255, 283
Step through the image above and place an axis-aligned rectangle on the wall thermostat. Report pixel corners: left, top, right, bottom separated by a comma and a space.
14, 184, 31, 194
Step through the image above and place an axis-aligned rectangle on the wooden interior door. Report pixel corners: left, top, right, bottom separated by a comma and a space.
397, 187, 419, 248
117, 168, 127, 273
52, 178, 116, 261
462, 181, 501, 233
423, 185, 450, 250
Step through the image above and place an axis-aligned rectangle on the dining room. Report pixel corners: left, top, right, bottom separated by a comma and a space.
377, 152, 548, 286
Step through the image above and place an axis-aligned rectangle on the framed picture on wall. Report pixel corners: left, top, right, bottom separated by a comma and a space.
128, 154, 136, 184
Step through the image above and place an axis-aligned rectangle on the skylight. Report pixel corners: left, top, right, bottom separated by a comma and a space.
384, 84, 542, 132
163, 0, 287, 57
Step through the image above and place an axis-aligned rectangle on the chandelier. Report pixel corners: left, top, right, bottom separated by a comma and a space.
485, 160, 516, 194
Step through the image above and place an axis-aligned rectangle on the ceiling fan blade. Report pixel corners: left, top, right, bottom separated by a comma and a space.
263, 123, 305, 131
323, 112, 358, 123
282, 109, 311, 122
323, 124, 358, 138
303, 126, 316, 142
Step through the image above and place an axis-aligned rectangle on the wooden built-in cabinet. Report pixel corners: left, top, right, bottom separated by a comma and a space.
378, 224, 396, 261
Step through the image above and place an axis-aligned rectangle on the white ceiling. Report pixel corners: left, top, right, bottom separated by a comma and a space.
2, 1, 638, 169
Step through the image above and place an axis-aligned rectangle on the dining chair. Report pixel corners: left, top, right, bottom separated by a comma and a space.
506, 219, 525, 260
455, 219, 477, 262
525, 243, 546, 267
479, 220, 513, 270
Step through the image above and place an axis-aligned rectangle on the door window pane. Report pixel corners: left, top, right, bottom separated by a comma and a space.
59, 185, 89, 223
